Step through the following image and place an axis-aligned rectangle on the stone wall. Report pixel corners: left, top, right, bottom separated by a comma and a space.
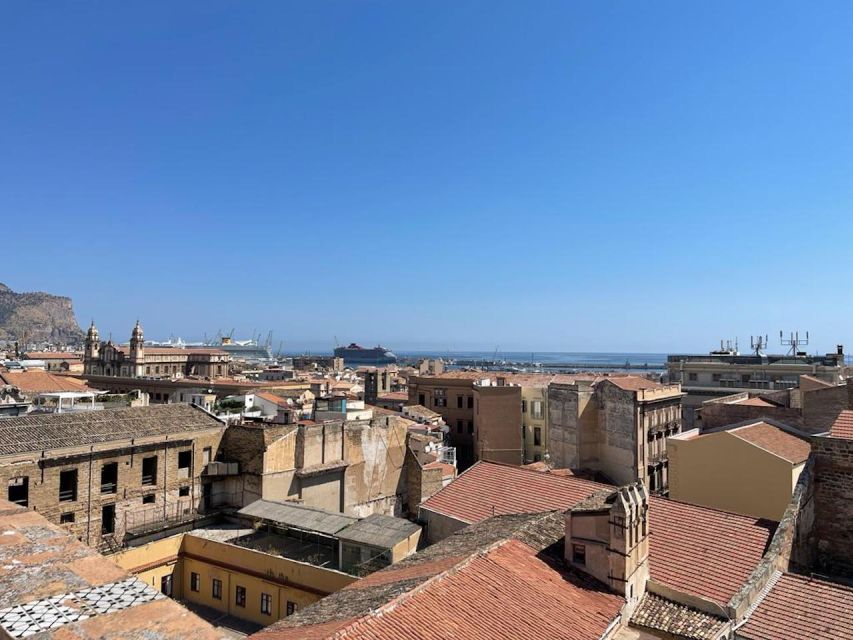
811, 435, 853, 578
547, 384, 582, 469
801, 382, 852, 433
0, 427, 225, 547
700, 402, 804, 430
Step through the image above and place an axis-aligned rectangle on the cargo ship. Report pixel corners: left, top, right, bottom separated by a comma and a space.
334, 343, 397, 366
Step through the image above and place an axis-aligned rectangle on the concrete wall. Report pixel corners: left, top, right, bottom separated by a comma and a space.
418, 507, 469, 544
343, 418, 408, 517
597, 383, 641, 486
668, 431, 802, 520
408, 377, 477, 468
114, 531, 355, 628
474, 385, 522, 465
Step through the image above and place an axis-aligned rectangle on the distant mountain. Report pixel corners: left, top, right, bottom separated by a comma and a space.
0, 283, 85, 346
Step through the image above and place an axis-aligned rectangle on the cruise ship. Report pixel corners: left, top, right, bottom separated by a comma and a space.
334, 343, 397, 366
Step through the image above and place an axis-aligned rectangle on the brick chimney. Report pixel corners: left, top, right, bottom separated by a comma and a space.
566, 481, 650, 609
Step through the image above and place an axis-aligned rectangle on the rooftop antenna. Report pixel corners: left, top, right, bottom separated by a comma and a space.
780, 330, 809, 356
750, 335, 769, 356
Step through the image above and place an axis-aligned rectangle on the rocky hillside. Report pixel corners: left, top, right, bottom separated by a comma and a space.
0, 283, 85, 345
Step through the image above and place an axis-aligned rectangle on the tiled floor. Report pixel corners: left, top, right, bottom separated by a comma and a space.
0, 577, 164, 638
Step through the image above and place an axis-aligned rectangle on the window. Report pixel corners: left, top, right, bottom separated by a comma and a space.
467, 396, 474, 409
521, 400, 527, 413
59, 469, 78, 502
434, 397, 446, 407
212, 578, 222, 600
100, 462, 118, 494
534, 427, 542, 447
235, 585, 246, 607
418, 393, 425, 405
572, 544, 586, 565
142, 494, 155, 504
190, 572, 200, 592
155, 366, 160, 374
145, 366, 151, 374
456, 420, 463, 434
202, 447, 212, 465
8, 476, 28, 507
101, 504, 115, 535
178, 450, 192, 478
60, 512, 75, 524
457, 395, 463, 409
142, 456, 157, 485
712, 373, 721, 382
179, 485, 190, 497
286, 601, 297, 616
467, 421, 474, 434
261, 592, 272, 616
161, 575, 173, 597
688, 372, 697, 381
531, 401, 543, 420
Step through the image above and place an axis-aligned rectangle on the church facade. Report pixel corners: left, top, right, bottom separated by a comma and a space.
83, 321, 230, 379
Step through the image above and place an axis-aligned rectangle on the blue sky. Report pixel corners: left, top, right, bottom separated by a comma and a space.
2, 1, 851, 353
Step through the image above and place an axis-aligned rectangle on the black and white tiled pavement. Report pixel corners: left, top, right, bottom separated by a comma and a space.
0, 577, 164, 638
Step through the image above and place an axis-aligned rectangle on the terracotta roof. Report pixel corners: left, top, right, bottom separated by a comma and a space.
729, 422, 811, 463
420, 461, 776, 604
738, 573, 853, 640
254, 391, 290, 407
251, 512, 622, 640
829, 410, 853, 440
0, 369, 93, 393
631, 592, 726, 639
647, 496, 775, 604
0, 404, 224, 455
22, 352, 83, 360
420, 461, 608, 523
377, 391, 408, 400
602, 376, 666, 391
733, 396, 777, 407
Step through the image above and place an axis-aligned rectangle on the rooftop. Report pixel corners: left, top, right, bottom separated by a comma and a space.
0, 369, 93, 393
237, 499, 357, 537
733, 396, 778, 407
829, 410, 853, 440
630, 592, 726, 640
250, 511, 624, 640
0, 404, 224, 456
738, 572, 853, 640
0, 500, 224, 639
336, 514, 421, 549
420, 461, 776, 604
728, 421, 811, 463
419, 461, 608, 523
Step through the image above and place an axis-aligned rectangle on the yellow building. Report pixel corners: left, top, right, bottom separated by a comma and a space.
520, 381, 549, 463
113, 527, 356, 629
667, 419, 811, 520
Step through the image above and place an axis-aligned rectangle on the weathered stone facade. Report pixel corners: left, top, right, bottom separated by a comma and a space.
810, 435, 853, 578
220, 415, 416, 518
0, 406, 226, 548
547, 379, 682, 493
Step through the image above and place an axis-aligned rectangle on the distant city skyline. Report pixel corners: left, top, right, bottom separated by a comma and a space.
3, 2, 851, 354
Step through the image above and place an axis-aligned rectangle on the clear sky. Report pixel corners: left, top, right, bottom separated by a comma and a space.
2, 1, 851, 353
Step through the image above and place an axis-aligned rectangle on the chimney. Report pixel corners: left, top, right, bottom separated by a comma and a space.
566, 481, 650, 608
838, 344, 844, 356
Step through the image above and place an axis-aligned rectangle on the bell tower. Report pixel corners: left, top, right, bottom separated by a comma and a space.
84, 321, 100, 372
129, 320, 145, 377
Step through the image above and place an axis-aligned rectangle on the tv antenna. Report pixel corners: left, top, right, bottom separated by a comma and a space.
750, 335, 769, 357
780, 330, 809, 356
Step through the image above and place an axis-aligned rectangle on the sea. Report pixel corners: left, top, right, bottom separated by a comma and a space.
394, 351, 667, 371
